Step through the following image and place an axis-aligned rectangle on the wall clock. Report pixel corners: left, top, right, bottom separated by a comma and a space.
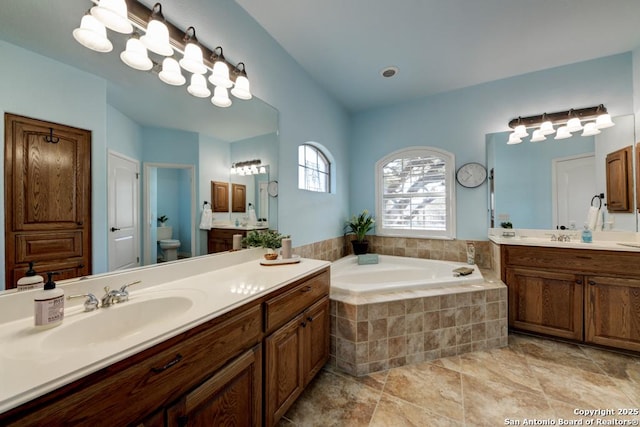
267, 180, 279, 197
456, 162, 487, 188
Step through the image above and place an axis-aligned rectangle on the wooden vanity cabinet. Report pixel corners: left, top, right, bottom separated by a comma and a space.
264, 270, 330, 427
208, 228, 245, 253
1, 303, 263, 427
501, 245, 640, 352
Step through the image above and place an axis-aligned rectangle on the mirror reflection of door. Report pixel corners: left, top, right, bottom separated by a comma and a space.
107, 151, 140, 271
4, 114, 92, 288
553, 154, 596, 230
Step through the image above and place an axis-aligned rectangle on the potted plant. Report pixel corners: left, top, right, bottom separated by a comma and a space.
345, 209, 375, 255
243, 230, 290, 260
158, 215, 169, 227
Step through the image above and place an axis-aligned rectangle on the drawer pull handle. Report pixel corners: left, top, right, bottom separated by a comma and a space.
307, 316, 313, 322
151, 353, 183, 373
300, 286, 312, 293
576, 256, 592, 259
301, 321, 307, 327
588, 280, 597, 286
576, 279, 583, 285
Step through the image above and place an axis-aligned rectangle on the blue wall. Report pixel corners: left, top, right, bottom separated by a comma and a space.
351, 53, 634, 240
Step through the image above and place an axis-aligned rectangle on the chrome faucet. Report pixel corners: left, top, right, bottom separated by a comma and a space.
101, 280, 141, 307
67, 293, 100, 311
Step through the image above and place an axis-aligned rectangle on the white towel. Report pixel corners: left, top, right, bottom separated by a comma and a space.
199, 206, 212, 230
586, 206, 599, 231
595, 208, 604, 231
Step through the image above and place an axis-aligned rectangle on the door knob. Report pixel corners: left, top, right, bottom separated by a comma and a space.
110, 227, 120, 232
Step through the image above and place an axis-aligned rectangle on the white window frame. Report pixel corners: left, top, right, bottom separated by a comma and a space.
375, 146, 456, 239
298, 143, 331, 193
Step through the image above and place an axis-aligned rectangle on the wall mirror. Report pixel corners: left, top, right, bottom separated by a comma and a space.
0, 0, 279, 291
487, 114, 637, 232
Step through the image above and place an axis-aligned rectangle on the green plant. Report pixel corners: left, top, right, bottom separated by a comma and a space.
345, 209, 375, 243
500, 221, 513, 229
243, 230, 289, 250
158, 215, 169, 225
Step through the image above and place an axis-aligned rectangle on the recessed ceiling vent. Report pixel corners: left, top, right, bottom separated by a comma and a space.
380, 66, 399, 78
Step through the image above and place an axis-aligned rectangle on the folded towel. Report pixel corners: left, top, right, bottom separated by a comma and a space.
595, 208, 604, 231
453, 267, 474, 276
586, 206, 599, 231
199, 206, 212, 230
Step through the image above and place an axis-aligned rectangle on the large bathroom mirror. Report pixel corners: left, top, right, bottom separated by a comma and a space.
487, 114, 637, 232
0, 0, 279, 290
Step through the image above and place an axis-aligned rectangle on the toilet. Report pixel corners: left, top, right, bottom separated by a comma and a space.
157, 226, 181, 262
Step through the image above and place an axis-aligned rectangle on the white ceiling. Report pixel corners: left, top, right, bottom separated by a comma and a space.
235, 0, 640, 112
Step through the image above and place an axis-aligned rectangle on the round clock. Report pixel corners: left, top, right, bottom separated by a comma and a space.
267, 180, 279, 197
456, 162, 487, 188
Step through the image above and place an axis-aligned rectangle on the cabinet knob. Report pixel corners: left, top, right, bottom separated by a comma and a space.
300, 286, 312, 293
307, 316, 313, 322
575, 279, 583, 285
301, 321, 307, 328
588, 280, 597, 286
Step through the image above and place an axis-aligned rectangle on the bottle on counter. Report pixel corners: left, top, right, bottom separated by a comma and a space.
34, 272, 64, 330
581, 224, 593, 243
17, 261, 44, 292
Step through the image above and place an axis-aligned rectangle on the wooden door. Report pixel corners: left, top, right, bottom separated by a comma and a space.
5, 114, 91, 287
505, 267, 584, 340
166, 346, 262, 427
605, 146, 632, 212
303, 296, 330, 385
265, 314, 304, 427
211, 181, 229, 212
585, 276, 640, 352
232, 183, 246, 212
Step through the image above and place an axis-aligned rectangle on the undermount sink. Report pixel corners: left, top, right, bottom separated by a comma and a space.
42, 296, 193, 350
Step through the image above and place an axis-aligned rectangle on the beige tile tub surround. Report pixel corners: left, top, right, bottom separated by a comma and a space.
329, 277, 508, 376
292, 234, 493, 268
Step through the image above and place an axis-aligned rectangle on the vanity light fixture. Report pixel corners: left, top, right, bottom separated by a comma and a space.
230, 159, 266, 175
73, 0, 254, 109
73, 13, 113, 53
507, 104, 614, 144
90, 0, 132, 34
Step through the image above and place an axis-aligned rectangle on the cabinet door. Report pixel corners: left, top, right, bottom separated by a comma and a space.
167, 345, 262, 427
265, 314, 304, 427
303, 297, 330, 385
506, 267, 584, 340
232, 183, 246, 212
211, 181, 229, 212
585, 276, 640, 352
605, 146, 632, 212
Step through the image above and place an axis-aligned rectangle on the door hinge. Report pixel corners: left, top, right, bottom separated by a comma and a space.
137, 256, 140, 263
136, 172, 139, 179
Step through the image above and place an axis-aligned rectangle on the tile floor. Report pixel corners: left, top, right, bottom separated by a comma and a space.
278, 333, 640, 427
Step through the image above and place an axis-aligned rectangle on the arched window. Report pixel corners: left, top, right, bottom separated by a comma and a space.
298, 143, 331, 192
376, 147, 456, 239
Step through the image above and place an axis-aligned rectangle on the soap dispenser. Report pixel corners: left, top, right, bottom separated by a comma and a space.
17, 261, 44, 292
34, 272, 64, 330
581, 224, 593, 243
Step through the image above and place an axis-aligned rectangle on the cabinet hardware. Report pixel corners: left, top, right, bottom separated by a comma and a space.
300, 286, 312, 293
177, 415, 189, 427
151, 353, 183, 373
307, 316, 313, 322
576, 279, 583, 285
301, 321, 307, 327
588, 280, 597, 286
77, 221, 84, 226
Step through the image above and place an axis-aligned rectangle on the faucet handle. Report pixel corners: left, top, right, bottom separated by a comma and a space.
67, 293, 99, 311
119, 280, 142, 294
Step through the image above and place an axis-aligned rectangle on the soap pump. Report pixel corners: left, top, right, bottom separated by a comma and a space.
34, 272, 64, 330
17, 261, 44, 292
581, 223, 593, 243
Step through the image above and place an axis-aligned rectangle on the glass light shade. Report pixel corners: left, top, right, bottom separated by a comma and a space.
73, 15, 113, 53
158, 58, 185, 86
566, 117, 583, 132
530, 129, 546, 142
211, 86, 232, 107
120, 38, 152, 70
582, 122, 601, 136
539, 120, 555, 136
595, 113, 615, 129
507, 132, 522, 145
187, 74, 211, 98
514, 124, 528, 138
179, 43, 207, 75
554, 126, 572, 140
237, 167, 246, 176
140, 19, 173, 56
250, 165, 259, 174
231, 75, 252, 100
259, 166, 267, 174
230, 167, 237, 175
208, 61, 233, 88
91, 0, 132, 34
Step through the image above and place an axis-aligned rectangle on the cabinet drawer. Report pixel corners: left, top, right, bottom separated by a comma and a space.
5, 304, 262, 426
503, 245, 640, 277
265, 270, 329, 334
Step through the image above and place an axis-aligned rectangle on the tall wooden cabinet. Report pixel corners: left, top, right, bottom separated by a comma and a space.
501, 245, 640, 352
4, 114, 92, 287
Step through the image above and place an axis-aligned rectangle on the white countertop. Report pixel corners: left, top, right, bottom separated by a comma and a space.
488, 228, 640, 252
0, 253, 330, 413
